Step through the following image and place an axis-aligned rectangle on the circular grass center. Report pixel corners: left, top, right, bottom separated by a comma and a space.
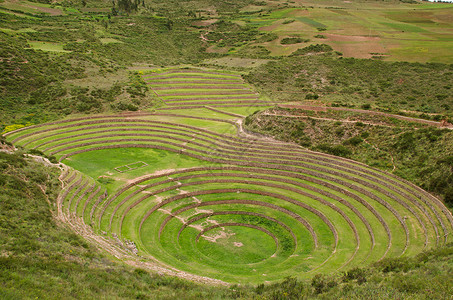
196, 225, 277, 264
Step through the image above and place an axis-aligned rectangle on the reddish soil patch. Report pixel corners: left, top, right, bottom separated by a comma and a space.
325, 33, 380, 42
324, 34, 387, 58
260, 19, 284, 32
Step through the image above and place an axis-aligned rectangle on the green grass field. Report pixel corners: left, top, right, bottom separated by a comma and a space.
27, 41, 71, 53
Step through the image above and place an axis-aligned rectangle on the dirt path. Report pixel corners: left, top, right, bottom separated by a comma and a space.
279, 104, 453, 129
262, 112, 416, 128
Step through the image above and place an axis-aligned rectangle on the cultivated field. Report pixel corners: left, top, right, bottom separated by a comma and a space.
5, 105, 453, 284
144, 67, 273, 109
227, 1, 453, 62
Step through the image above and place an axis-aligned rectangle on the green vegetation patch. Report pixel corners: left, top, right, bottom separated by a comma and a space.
380, 22, 428, 33
295, 17, 327, 29
27, 41, 71, 53
244, 56, 453, 115
64, 147, 214, 186
99, 37, 124, 44
280, 37, 310, 45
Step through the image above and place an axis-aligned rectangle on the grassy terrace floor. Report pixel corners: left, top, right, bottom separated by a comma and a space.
5, 106, 453, 284
145, 67, 274, 109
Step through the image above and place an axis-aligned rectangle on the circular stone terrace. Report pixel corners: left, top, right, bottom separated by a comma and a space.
4, 68, 453, 284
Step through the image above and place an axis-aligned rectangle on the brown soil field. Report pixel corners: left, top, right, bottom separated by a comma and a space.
325, 33, 387, 58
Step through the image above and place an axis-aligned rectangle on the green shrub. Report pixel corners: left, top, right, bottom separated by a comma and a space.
305, 93, 319, 99
290, 44, 333, 56
280, 37, 309, 45
317, 144, 352, 157
311, 274, 337, 294
256, 32, 278, 42
115, 101, 138, 111
376, 257, 416, 273
282, 19, 295, 24
343, 135, 363, 146
342, 267, 367, 284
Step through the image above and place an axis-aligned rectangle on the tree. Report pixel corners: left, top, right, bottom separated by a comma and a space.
165, 19, 174, 30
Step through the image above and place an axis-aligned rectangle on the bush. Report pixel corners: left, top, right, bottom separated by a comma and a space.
376, 257, 415, 273
280, 37, 309, 45
290, 44, 333, 56
305, 93, 319, 100
335, 127, 344, 136
444, 186, 453, 206
343, 135, 363, 146
282, 19, 295, 24
256, 33, 278, 42
317, 144, 352, 158
342, 267, 367, 284
311, 274, 337, 294
115, 102, 138, 111
361, 131, 370, 138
